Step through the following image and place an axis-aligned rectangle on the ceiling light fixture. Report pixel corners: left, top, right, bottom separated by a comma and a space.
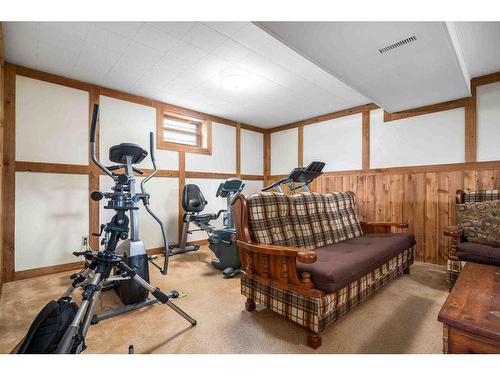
221, 67, 253, 90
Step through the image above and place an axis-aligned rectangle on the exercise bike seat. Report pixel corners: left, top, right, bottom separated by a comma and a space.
182, 184, 207, 213
109, 143, 148, 164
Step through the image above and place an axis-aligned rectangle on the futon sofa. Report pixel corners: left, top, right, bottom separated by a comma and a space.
445, 189, 500, 287
230, 191, 415, 349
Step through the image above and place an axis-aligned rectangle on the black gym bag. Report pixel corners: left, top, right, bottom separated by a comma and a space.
17, 297, 79, 354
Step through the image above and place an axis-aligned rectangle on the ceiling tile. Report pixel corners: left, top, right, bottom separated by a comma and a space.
211, 39, 252, 63
146, 22, 195, 39
37, 41, 79, 77
133, 24, 179, 52
203, 22, 246, 38
97, 22, 144, 38
182, 23, 228, 53
2, 23, 39, 66
86, 24, 132, 53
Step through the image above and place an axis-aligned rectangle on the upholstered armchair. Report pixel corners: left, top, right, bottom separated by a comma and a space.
444, 189, 500, 287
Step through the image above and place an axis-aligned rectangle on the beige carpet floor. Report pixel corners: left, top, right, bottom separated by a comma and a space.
0, 246, 449, 354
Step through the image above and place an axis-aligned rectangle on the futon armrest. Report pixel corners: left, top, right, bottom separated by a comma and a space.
236, 240, 321, 296
443, 226, 463, 261
360, 221, 408, 233
443, 225, 463, 238
237, 241, 317, 264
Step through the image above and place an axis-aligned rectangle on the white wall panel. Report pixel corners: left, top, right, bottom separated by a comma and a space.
16, 76, 89, 164
15, 172, 89, 271
186, 123, 236, 173
477, 81, 500, 162
241, 129, 263, 175
242, 180, 263, 196
183, 179, 227, 241
99, 95, 178, 170
303, 113, 362, 171
370, 108, 465, 168
271, 128, 298, 175
100, 176, 179, 248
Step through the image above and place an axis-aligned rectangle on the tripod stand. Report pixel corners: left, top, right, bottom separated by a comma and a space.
53, 104, 196, 354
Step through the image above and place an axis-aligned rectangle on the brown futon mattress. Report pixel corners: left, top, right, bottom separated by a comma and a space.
297, 233, 416, 293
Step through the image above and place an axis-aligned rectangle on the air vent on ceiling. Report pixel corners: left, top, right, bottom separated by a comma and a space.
378, 35, 417, 54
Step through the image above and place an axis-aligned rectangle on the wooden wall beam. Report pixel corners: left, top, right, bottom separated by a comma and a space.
2, 64, 15, 282
383, 98, 467, 122
16, 161, 90, 174
263, 131, 271, 181
268, 103, 379, 133
362, 111, 370, 170
298, 125, 303, 167
236, 123, 241, 178
88, 88, 100, 250
0, 22, 4, 291
178, 151, 186, 243
465, 86, 477, 163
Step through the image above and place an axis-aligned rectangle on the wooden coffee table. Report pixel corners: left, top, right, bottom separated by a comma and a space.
438, 262, 500, 353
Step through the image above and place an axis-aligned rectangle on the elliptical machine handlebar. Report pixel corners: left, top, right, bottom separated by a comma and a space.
140, 131, 170, 275
90, 104, 116, 181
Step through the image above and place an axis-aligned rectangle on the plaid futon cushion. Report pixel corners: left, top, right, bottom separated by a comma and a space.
463, 189, 500, 203
246, 191, 362, 249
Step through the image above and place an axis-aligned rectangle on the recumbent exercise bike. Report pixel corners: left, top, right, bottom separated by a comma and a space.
17, 104, 195, 354
170, 178, 245, 278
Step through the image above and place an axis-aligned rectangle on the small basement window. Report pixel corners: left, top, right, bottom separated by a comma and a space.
157, 109, 211, 154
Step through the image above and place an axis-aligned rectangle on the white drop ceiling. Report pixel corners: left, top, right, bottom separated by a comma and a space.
257, 22, 500, 113
3, 22, 500, 128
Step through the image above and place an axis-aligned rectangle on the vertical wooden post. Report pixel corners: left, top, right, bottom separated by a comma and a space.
465, 85, 477, 163
88, 88, 100, 250
298, 125, 303, 167
2, 63, 15, 282
236, 123, 241, 178
0, 22, 4, 289
263, 131, 271, 183
178, 151, 185, 243
362, 111, 370, 170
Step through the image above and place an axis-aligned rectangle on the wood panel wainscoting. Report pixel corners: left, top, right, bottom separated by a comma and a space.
266, 161, 500, 266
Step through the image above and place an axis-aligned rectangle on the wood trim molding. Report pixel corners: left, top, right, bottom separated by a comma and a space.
236, 123, 241, 177
267, 160, 500, 181
465, 86, 477, 163
383, 98, 467, 122
16, 161, 90, 174
178, 151, 186, 242
298, 125, 303, 167
14, 64, 93, 93
362, 111, 370, 170
88, 87, 100, 251
0, 22, 4, 292
263, 131, 271, 180
2, 63, 16, 282
268, 103, 379, 133
471, 71, 500, 88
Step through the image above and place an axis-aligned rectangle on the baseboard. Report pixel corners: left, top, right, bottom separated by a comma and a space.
11, 240, 210, 281
14, 261, 87, 281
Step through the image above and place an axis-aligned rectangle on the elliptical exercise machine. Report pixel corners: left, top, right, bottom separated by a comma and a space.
262, 161, 325, 193
17, 104, 195, 354
170, 178, 245, 278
